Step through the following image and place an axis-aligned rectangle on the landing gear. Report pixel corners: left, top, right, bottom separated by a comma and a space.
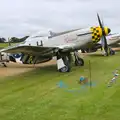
2, 63, 7, 67
56, 51, 84, 73
59, 56, 71, 72
109, 48, 115, 55
104, 51, 109, 56
74, 51, 84, 66
102, 47, 115, 56
57, 52, 71, 73
75, 57, 84, 66
0, 62, 7, 67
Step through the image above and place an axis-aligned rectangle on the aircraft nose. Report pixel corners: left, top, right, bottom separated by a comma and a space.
90, 26, 102, 43
90, 26, 111, 43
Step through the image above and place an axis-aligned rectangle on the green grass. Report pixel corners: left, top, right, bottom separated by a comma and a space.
0, 43, 10, 48
0, 52, 120, 120
0, 43, 19, 49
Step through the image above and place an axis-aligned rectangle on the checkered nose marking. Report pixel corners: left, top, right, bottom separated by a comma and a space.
90, 26, 102, 43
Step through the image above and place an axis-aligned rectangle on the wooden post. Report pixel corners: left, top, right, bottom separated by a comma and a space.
0, 52, 2, 61
89, 60, 92, 89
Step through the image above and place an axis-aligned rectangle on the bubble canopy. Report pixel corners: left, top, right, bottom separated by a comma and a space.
23, 30, 56, 44
30, 30, 54, 38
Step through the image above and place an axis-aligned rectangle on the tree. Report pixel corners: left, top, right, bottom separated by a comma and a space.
19, 36, 29, 42
10, 36, 29, 43
0, 38, 6, 43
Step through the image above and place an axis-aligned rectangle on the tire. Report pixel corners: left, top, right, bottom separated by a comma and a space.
110, 50, 115, 55
2, 63, 7, 67
104, 52, 109, 56
75, 57, 84, 66
59, 66, 70, 72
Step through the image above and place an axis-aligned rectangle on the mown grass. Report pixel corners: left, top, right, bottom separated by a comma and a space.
0, 43, 19, 49
0, 43, 9, 48
0, 52, 120, 120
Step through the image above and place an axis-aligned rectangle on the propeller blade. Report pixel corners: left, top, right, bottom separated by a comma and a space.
102, 18, 104, 27
97, 13, 103, 29
97, 13, 109, 56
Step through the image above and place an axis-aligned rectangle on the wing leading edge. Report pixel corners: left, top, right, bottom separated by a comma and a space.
0, 45, 57, 55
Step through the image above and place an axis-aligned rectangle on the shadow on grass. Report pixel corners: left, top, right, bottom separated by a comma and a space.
34, 64, 58, 73
87, 54, 105, 57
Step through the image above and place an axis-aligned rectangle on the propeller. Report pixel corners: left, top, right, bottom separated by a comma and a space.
97, 13, 110, 56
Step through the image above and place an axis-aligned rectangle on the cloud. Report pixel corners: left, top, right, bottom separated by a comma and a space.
0, 0, 120, 38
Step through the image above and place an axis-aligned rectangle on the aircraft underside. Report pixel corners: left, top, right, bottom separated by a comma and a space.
81, 44, 115, 56
0, 50, 84, 73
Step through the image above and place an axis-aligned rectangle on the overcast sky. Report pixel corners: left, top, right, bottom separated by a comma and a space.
0, 0, 119, 38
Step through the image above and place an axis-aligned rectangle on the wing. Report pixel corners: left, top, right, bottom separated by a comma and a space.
0, 44, 57, 55
0, 42, 76, 55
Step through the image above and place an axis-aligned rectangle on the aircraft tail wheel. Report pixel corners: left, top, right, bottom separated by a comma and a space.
59, 56, 71, 72
1, 63, 7, 67
75, 57, 84, 66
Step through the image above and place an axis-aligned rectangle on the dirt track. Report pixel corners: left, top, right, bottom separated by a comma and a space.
112, 48, 120, 51
0, 47, 120, 78
0, 60, 56, 78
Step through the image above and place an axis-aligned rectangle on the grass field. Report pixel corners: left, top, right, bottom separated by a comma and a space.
0, 52, 120, 120
0, 43, 10, 48
0, 43, 19, 49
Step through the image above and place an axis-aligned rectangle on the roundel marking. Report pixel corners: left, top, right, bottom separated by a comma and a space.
12, 54, 22, 58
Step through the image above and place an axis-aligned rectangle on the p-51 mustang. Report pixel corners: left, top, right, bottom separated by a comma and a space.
80, 33, 120, 55
0, 14, 111, 72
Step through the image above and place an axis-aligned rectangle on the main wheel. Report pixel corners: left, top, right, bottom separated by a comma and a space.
59, 56, 71, 72
75, 57, 84, 66
110, 50, 115, 55
59, 66, 70, 72
104, 52, 109, 56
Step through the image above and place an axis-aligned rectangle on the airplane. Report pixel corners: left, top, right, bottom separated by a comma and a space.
0, 14, 111, 72
80, 33, 120, 55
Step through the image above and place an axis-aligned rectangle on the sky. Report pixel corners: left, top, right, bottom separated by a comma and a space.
0, 0, 119, 39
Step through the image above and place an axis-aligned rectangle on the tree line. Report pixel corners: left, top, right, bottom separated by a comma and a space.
0, 36, 29, 43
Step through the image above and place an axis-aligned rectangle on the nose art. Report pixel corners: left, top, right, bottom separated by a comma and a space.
90, 27, 102, 43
